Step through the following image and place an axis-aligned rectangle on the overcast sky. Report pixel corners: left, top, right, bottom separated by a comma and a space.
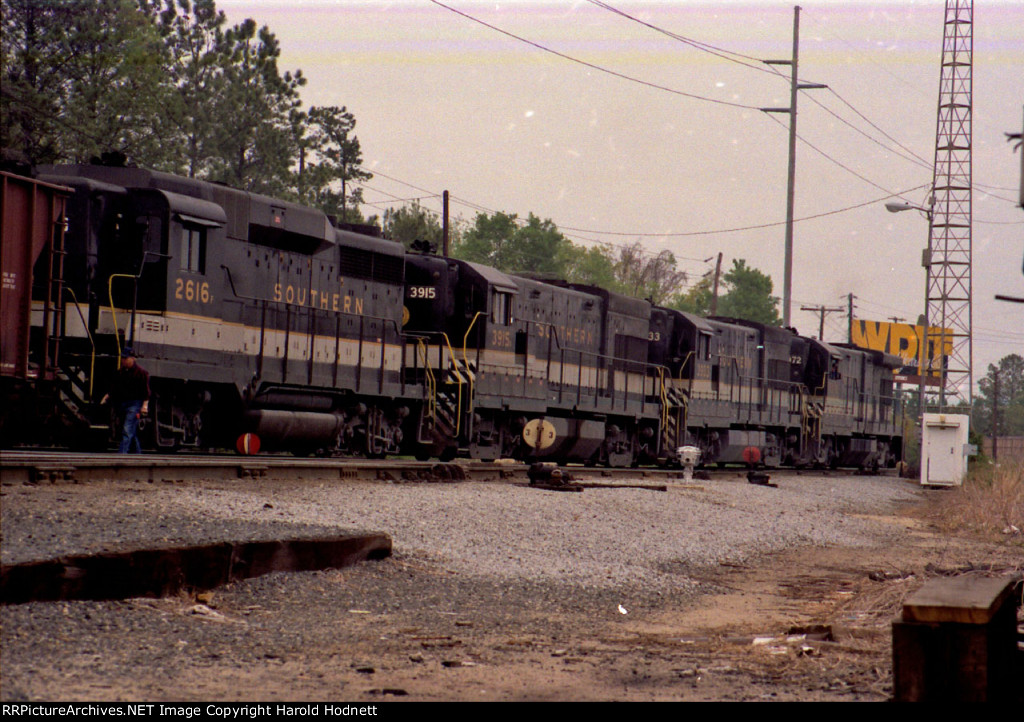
219, 0, 1023, 389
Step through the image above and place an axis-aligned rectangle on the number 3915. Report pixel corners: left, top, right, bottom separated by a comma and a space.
408, 286, 436, 299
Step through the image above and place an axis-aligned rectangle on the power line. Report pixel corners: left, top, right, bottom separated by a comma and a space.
583, 0, 788, 78
427, 0, 760, 110
763, 112, 1023, 224
803, 91, 933, 172
365, 164, 932, 240
763, 112, 925, 200
821, 88, 934, 169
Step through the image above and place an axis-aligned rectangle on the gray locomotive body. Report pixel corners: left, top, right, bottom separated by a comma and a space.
2, 164, 901, 468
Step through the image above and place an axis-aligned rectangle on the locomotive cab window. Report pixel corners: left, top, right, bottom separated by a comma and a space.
180, 225, 206, 274
698, 332, 711, 361
492, 290, 513, 325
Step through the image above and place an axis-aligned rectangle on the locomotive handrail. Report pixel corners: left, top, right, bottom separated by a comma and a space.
677, 351, 695, 384
220, 264, 406, 397
415, 338, 437, 427
403, 329, 467, 431
462, 311, 485, 433
655, 365, 670, 440
106, 273, 137, 366
62, 287, 96, 399
106, 251, 173, 364
436, 332, 466, 437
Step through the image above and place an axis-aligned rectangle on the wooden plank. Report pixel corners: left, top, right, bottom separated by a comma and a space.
902, 576, 1016, 624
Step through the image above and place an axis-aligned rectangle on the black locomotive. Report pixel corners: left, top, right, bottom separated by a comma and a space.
1, 165, 902, 468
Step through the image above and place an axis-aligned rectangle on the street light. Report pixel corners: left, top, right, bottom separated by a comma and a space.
885, 198, 937, 427
885, 201, 924, 214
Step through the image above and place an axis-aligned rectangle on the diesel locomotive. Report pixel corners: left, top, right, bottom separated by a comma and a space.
1, 165, 903, 468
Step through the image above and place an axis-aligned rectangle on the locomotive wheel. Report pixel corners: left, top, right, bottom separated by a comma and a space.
438, 446, 457, 462
414, 445, 433, 462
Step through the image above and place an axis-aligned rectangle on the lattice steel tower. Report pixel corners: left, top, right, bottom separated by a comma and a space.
927, 0, 973, 408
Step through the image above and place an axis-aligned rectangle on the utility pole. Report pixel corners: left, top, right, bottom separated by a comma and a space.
761, 5, 827, 328
992, 367, 999, 462
800, 304, 844, 340
847, 293, 856, 343
710, 252, 723, 315
442, 190, 450, 257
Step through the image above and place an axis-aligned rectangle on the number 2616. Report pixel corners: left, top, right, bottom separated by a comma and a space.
175, 278, 211, 303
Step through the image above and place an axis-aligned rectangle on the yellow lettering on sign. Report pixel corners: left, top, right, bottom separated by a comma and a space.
852, 320, 890, 353
889, 324, 920, 365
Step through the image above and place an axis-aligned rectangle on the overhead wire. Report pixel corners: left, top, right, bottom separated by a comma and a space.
818, 88, 934, 169
377, 6, 1018, 242
426, 0, 760, 110
762, 112, 924, 200
582, 1, 948, 192
583, 0, 788, 78
803, 91, 934, 172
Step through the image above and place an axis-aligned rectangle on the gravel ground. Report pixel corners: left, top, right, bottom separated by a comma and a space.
2, 471, 924, 594
8, 470, 1018, 702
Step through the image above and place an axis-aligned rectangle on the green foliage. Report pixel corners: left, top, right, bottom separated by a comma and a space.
2, 0, 172, 166
294, 105, 371, 221
156, 0, 228, 177
2, 0, 372, 210
972, 354, 1024, 437
669, 275, 714, 316
383, 202, 444, 250
453, 212, 565, 276
715, 259, 782, 325
450, 213, 691, 306
558, 242, 617, 289
204, 18, 304, 195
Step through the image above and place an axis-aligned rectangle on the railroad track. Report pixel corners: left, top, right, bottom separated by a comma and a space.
0, 450, 894, 486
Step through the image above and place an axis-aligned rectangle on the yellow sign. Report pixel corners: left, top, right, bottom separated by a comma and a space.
850, 320, 953, 383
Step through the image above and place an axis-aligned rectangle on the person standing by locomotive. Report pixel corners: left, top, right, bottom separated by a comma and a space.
101, 348, 151, 453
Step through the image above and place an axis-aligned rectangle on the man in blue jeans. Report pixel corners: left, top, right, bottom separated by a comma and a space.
101, 348, 151, 453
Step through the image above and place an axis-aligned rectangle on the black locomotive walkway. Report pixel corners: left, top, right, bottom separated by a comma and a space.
1, 532, 392, 605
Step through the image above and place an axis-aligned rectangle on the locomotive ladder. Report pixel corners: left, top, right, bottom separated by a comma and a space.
801, 399, 824, 458
36, 210, 105, 441
657, 369, 687, 454
417, 335, 472, 446
42, 210, 67, 381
